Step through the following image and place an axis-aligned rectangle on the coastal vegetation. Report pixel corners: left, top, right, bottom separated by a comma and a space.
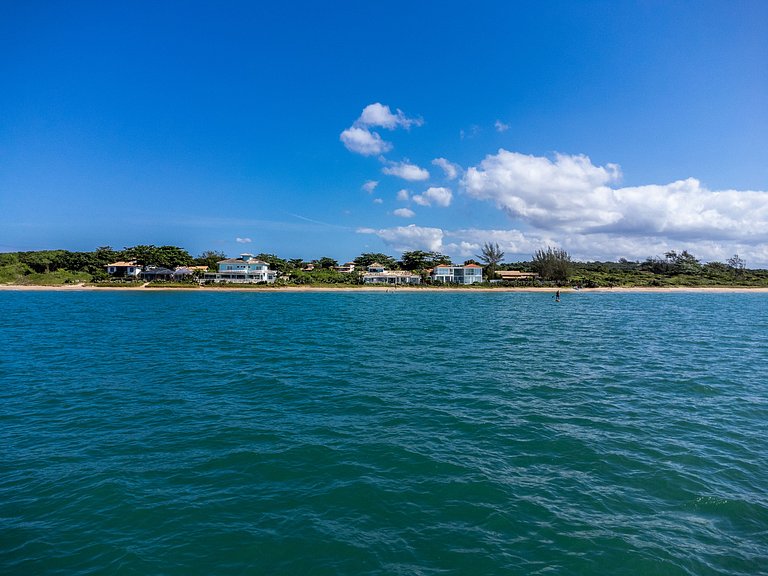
1, 245, 767, 288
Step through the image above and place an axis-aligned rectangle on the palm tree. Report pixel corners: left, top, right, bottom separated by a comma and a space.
477, 242, 505, 281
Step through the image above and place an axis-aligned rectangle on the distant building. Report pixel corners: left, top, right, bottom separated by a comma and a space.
362, 263, 420, 285
334, 262, 356, 273
430, 264, 483, 284
105, 261, 142, 278
494, 270, 538, 282
141, 266, 175, 281
173, 265, 208, 280
204, 253, 277, 283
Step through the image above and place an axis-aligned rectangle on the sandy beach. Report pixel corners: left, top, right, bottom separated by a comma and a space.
2, 283, 767, 293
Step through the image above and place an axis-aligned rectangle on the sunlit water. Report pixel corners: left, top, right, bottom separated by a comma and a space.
1, 291, 767, 575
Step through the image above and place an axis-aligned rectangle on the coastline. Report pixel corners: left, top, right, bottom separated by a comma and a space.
2, 283, 768, 293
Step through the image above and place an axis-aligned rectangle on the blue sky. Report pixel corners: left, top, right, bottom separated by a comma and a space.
2, 1, 767, 264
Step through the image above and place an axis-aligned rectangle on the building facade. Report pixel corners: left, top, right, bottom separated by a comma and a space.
105, 261, 142, 278
362, 263, 420, 285
204, 254, 277, 283
431, 264, 484, 284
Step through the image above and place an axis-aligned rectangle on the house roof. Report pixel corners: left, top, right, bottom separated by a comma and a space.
217, 258, 268, 265
363, 270, 419, 278
142, 267, 175, 274
106, 261, 138, 267
464, 264, 483, 268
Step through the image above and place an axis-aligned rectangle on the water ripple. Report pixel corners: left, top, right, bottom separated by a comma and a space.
1, 291, 767, 575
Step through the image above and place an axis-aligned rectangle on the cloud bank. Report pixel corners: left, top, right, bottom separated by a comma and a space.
463, 150, 768, 244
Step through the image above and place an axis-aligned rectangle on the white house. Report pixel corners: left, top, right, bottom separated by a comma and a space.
204, 254, 277, 283
105, 261, 142, 278
362, 263, 420, 285
430, 264, 484, 284
334, 262, 356, 273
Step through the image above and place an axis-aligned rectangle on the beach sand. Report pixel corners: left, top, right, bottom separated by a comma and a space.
2, 283, 768, 293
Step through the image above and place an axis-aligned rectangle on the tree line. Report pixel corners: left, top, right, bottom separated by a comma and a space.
0, 243, 764, 287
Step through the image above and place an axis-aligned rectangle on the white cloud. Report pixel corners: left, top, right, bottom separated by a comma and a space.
382, 160, 430, 181
393, 208, 415, 218
494, 120, 510, 132
432, 157, 460, 180
460, 125, 480, 140
340, 127, 392, 156
413, 186, 452, 207
340, 103, 422, 157
373, 198, 383, 204
396, 189, 410, 202
358, 103, 423, 130
463, 149, 768, 244
236, 237, 252, 244
362, 180, 379, 193
358, 224, 444, 252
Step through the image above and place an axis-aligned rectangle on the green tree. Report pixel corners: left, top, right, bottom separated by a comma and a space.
477, 242, 505, 280
400, 250, 451, 270
727, 254, 746, 275
315, 256, 338, 269
531, 246, 572, 283
664, 250, 701, 274
353, 252, 397, 269
194, 250, 227, 269
255, 253, 288, 273
123, 245, 192, 269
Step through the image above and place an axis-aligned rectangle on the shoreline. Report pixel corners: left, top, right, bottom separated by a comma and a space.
2, 283, 768, 293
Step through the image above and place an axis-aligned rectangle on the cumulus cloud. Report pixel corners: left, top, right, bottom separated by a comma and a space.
463, 149, 768, 244
357, 224, 444, 252
236, 237, 252, 244
432, 157, 460, 180
340, 103, 421, 156
393, 208, 415, 218
413, 186, 452, 207
382, 160, 430, 181
340, 127, 392, 156
358, 103, 423, 130
373, 198, 383, 204
396, 189, 410, 202
362, 180, 379, 193
494, 120, 510, 132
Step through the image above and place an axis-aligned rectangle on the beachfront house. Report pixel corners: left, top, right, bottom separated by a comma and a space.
494, 270, 538, 282
430, 264, 484, 284
173, 265, 208, 280
204, 254, 277, 284
334, 262, 356, 273
140, 266, 175, 281
362, 263, 420, 285
105, 261, 142, 278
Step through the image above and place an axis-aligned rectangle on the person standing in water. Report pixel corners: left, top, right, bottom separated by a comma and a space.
555, 290, 560, 302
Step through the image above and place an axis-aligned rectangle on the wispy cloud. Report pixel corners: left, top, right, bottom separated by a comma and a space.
494, 119, 510, 132
362, 180, 379, 193
236, 237, 252, 244
432, 157, 460, 180
393, 208, 415, 218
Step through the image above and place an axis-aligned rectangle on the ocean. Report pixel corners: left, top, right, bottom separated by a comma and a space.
1, 290, 766, 575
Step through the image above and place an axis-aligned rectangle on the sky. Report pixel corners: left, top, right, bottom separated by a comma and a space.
2, 1, 767, 265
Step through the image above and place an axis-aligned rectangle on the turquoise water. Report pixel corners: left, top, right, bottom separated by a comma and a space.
1, 291, 767, 575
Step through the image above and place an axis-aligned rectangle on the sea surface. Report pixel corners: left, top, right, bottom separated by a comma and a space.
1, 290, 767, 575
